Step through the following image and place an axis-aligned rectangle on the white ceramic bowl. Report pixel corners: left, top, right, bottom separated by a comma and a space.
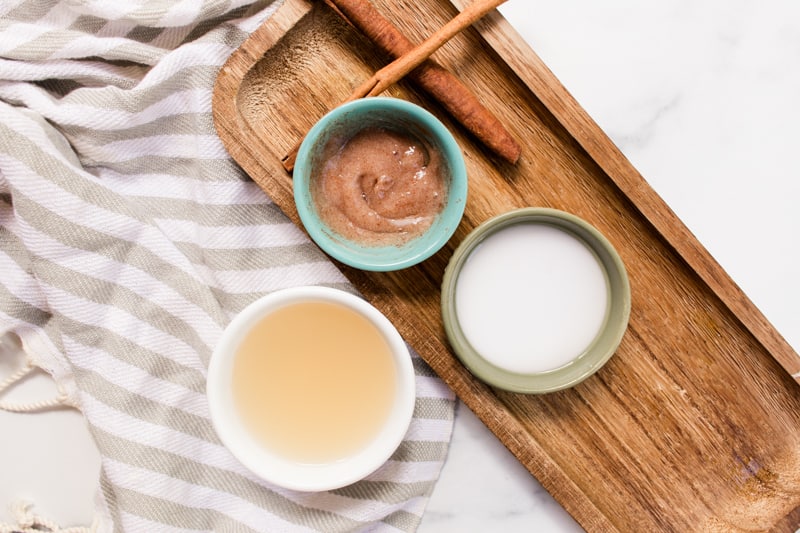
207, 286, 415, 492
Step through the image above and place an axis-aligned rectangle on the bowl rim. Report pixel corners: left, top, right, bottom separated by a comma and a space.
206, 285, 416, 491
293, 97, 467, 271
441, 207, 631, 393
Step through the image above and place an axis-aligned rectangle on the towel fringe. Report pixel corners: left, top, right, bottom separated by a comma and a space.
0, 335, 77, 413
0, 500, 98, 533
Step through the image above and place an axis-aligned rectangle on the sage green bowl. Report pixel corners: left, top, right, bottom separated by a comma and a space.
441, 208, 631, 394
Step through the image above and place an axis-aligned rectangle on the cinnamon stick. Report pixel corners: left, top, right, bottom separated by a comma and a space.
350, 0, 508, 99
329, 0, 520, 163
281, 0, 519, 171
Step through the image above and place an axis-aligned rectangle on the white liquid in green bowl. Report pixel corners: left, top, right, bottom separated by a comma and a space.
454, 223, 609, 374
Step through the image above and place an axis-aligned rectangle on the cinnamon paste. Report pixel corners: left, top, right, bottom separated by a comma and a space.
312, 126, 448, 246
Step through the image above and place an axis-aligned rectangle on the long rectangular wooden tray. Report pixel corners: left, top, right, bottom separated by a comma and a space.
212, 1, 800, 530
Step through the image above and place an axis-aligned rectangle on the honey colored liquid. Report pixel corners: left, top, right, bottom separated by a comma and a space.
231, 300, 398, 464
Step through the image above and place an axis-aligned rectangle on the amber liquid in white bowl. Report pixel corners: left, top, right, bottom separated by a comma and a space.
231, 300, 397, 464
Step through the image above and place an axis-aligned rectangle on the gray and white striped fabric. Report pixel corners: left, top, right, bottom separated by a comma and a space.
0, 1, 455, 531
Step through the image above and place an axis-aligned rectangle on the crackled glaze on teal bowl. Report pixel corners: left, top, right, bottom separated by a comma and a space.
293, 97, 467, 271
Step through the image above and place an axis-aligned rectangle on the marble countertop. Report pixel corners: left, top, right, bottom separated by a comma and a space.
2, 1, 798, 531
422, 1, 800, 530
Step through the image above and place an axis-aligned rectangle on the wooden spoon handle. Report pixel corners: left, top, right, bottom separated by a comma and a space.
323, 0, 521, 164
282, 0, 508, 172
353, 0, 508, 99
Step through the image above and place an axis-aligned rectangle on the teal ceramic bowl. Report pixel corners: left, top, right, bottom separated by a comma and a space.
441, 208, 631, 394
293, 97, 467, 271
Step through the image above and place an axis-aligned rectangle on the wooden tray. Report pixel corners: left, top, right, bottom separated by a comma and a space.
212, 1, 800, 530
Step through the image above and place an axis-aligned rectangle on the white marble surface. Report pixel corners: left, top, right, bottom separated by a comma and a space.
422, 1, 800, 531
2, 1, 799, 531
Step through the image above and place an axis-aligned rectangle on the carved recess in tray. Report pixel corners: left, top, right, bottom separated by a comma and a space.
212, 0, 800, 530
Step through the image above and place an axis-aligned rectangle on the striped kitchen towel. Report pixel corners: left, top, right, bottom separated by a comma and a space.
0, 0, 455, 531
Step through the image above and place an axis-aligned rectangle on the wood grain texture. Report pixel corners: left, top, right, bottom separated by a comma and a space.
212, 1, 800, 530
